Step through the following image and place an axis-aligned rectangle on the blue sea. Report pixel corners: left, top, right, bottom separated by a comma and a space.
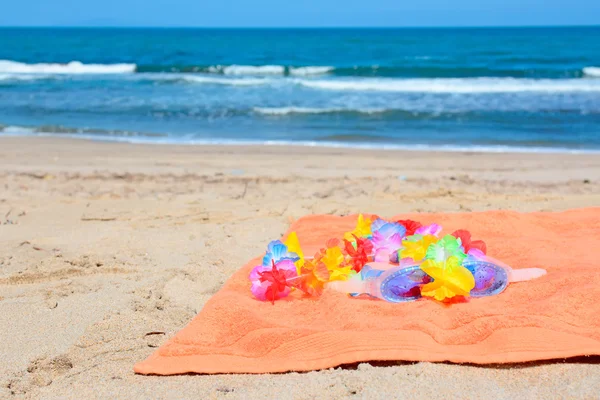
1, 27, 600, 152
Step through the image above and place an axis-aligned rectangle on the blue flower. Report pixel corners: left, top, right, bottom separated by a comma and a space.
371, 219, 406, 238
262, 240, 300, 266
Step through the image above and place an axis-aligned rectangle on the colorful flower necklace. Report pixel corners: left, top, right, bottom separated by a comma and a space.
249, 214, 546, 304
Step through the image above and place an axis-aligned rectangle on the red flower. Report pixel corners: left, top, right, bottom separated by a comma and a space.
451, 229, 487, 255
343, 235, 374, 272
397, 219, 423, 236
257, 260, 295, 304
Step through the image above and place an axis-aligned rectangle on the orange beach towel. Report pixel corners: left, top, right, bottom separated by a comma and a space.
135, 208, 600, 375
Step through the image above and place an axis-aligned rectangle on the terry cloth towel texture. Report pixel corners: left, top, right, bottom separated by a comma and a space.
135, 208, 600, 375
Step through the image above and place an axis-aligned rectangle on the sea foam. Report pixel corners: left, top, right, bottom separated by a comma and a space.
210, 65, 286, 75
0, 125, 36, 134
204, 65, 333, 76
296, 77, 600, 93
289, 66, 334, 76
178, 75, 269, 86
254, 106, 386, 115
0, 73, 53, 82
4, 125, 599, 155
0, 60, 136, 74
583, 66, 600, 77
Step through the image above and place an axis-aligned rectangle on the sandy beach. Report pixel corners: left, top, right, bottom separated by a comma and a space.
1, 136, 599, 399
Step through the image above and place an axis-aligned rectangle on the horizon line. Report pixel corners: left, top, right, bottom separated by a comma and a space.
1, 24, 599, 29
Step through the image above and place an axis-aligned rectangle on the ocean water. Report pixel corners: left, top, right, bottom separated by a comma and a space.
1, 27, 600, 152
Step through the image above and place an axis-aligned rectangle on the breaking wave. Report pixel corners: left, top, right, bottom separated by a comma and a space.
0, 60, 136, 74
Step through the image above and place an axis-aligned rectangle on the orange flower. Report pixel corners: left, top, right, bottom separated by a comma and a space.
295, 259, 331, 296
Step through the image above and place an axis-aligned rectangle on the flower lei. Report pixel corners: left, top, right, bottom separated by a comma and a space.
249, 214, 487, 304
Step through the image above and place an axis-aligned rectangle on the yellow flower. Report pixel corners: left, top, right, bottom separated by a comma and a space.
420, 256, 475, 301
400, 234, 439, 261
320, 245, 353, 281
284, 231, 304, 274
321, 245, 343, 267
343, 214, 372, 242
